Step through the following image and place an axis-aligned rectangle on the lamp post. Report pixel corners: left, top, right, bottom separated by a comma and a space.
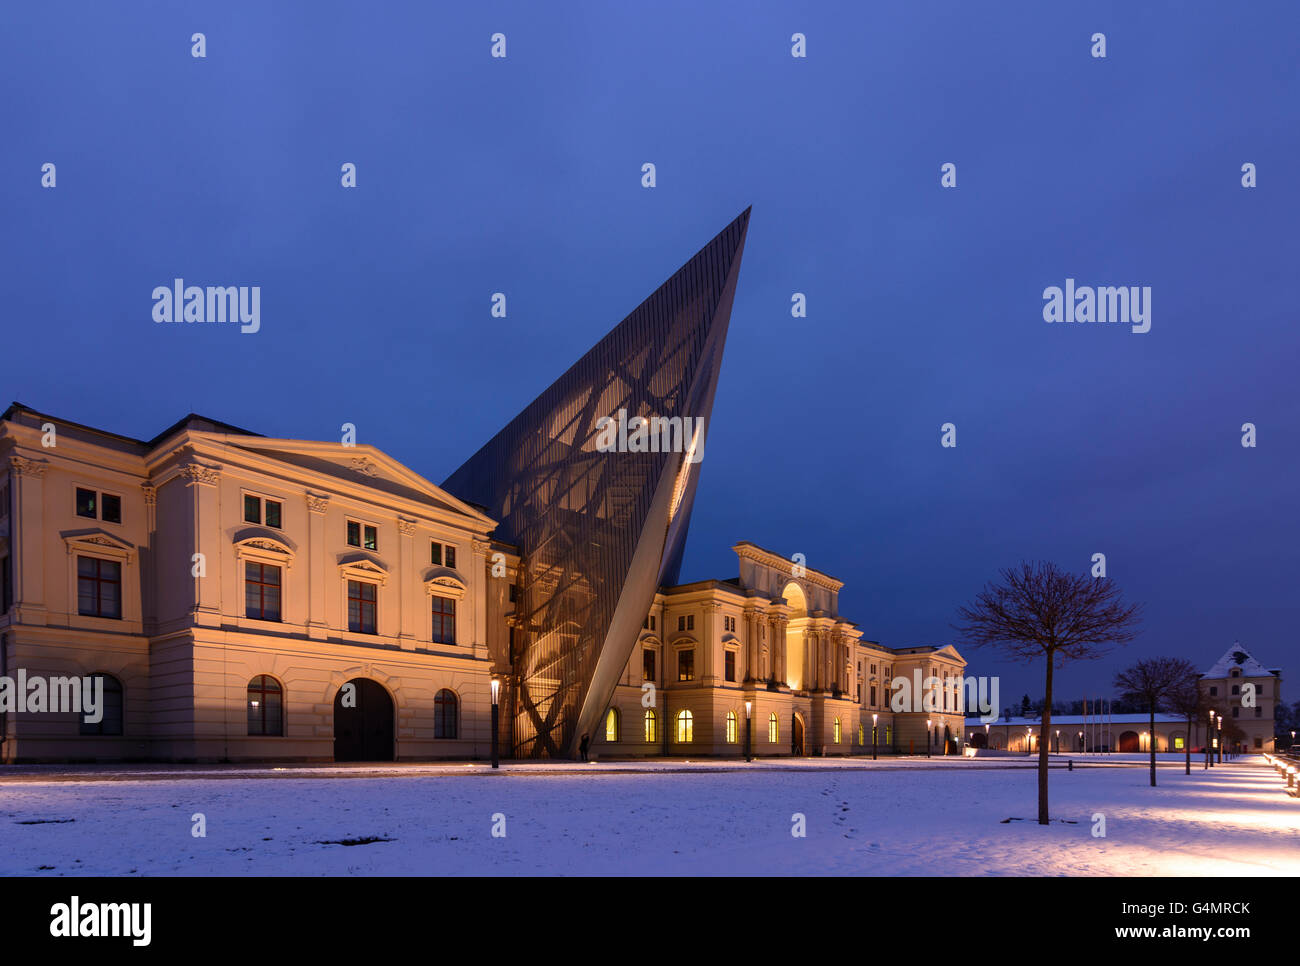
490, 675, 500, 770
1204, 712, 1211, 770
745, 700, 753, 762
984, 722, 989, 751
1026, 726, 1032, 756
872, 712, 878, 761
1209, 711, 1216, 768
1055, 729, 1060, 755
1078, 730, 1083, 754
926, 718, 932, 758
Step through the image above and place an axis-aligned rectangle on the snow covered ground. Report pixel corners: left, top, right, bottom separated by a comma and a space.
1, 755, 1295, 876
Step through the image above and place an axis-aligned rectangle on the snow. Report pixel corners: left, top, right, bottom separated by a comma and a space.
1, 755, 1295, 876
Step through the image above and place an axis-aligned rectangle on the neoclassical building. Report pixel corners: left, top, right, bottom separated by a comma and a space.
594, 542, 968, 759
1201, 644, 1283, 754
0, 402, 517, 762
0, 404, 968, 763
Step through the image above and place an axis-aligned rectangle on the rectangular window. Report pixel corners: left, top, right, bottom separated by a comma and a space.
264, 500, 281, 528
431, 595, 456, 645
244, 562, 282, 622
678, 615, 686, 632
643, 648, 655, 681
1209, 686, 1218, 696
76, 487, 97, 519
348, 580, 377, 634
101, 493, 121, 524
1231, 685, 1240, 695
244, 494, 261, 524
678, 649, 695, 682
444, 545, 456, 569
687, 614, 694, 631
508, 584, 518, 603
431, 542, 442, 565
870, 685, 877, 706
348, 521, 378, 551
77, 556, 122, 619
724, 650, 736, 682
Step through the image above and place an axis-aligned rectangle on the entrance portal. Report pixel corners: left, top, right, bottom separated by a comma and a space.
334, 678, 395, 762
792, 713, 805, 756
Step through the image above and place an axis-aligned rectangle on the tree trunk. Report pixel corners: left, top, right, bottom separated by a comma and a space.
1148, 705, 1157, 786
1039, 654, 1054, 824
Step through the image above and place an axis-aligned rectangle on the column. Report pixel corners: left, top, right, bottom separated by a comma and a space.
306, 493, 329, 639
9, 456, 48, 625
396, 517, 416, 649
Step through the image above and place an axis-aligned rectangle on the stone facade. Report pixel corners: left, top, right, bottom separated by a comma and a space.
594, 542, 967, 758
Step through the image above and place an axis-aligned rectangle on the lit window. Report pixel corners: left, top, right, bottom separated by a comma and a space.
834, 717, 842, 743
644, 709, 657, 743
678, 649, 695, 682
676, 709, 693, 743
726, 710, 738, 743
768, 712, 778, 743
606, 708, 619, 742
247, 675, 283, 736
642, 648, 655, 682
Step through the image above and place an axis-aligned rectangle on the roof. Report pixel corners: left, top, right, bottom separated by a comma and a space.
2, 401, 261, 449
1202, 643, 1280, 678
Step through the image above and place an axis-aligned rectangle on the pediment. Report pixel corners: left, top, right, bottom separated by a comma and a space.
61, 528, 135, 558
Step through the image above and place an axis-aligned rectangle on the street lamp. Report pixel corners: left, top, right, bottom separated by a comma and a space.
490, 675, 500, 770
927, 718, 932, 758
1026, 726, 1032, 756
1078, 730, 1083, 754
745, 700, 753, 762
984, 722, 989, 750
872, 713, 878, 761
1055, 729, 1060, 755
1208, 711, 1216, 768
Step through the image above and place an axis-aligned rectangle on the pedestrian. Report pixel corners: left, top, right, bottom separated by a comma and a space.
579, 733, 590, 762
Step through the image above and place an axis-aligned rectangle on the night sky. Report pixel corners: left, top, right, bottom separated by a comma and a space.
3, 1, 1296, 706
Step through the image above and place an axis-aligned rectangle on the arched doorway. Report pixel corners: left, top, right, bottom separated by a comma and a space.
944, 724, 953, 754
791, 713, 805, 756
969, 731, 987, 749
1118, 730, 1140, 753
334, 678, 395, 762
781, 581, 808, 690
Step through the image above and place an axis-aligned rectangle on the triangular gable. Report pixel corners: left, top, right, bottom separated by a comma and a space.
199, 435, 496, 528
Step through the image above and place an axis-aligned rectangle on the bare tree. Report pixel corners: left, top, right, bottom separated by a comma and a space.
1115, 657, 1198, 786
954, 561, 1142, 825
1166, 669, 1210, 775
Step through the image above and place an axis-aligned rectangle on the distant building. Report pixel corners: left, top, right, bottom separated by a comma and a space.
597, 542, 967, 758
1200, 644, 1282, 754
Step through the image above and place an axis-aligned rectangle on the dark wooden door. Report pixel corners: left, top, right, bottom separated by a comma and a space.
334, 678, 395, 761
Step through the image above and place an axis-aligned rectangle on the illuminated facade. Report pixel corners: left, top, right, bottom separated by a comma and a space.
595, 542, 968, 758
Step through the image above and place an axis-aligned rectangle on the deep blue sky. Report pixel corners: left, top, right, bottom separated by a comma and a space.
3, 1, 1297, 707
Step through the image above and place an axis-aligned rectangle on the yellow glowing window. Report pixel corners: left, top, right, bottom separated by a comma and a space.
834, 717, 842, 744
726, 710, 738, 743
605, 708, 619, 742
768, 712, 778, 743
676, 709, 693, 743
644, 709, 657, 743
1174, 736, 1184, 749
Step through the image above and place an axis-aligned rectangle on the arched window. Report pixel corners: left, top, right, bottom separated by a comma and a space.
834, 717, 842, 744
605, 707, 620, 742
644, 709, 658, 743
726, 710, 738, 743
768, 712, 778, 743
859, 723, 865, 745
79, 674, 123, 736
247, 675, 283, 736
434, 689, 458, 739
676, 709, 693, 743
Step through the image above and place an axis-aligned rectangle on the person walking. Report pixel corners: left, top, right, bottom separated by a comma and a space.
579, 733, 590, 762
